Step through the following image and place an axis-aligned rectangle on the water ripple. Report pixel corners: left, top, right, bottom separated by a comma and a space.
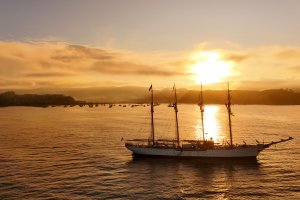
0, 105, 299, 199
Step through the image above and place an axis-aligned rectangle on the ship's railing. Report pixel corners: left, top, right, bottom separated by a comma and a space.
126, 138, 178, 148
125, 137, 294, 150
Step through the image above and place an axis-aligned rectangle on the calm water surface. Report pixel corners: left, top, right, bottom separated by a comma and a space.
0, 105, 299, 199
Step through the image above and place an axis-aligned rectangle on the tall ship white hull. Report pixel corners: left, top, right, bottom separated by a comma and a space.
126, 144, 265, 158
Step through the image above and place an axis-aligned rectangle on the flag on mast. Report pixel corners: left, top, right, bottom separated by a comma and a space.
149, 84, 152, 91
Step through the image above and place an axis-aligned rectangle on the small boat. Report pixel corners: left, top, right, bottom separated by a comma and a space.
168, 103, 174, 107
125, 84, 293, 158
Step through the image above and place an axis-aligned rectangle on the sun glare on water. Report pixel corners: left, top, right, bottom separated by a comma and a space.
195, 105, 223, 142
191, 51, 233, 84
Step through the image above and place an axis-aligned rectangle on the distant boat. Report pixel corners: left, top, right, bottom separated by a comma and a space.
125, 84, 293, 158
168, 103, 174, 107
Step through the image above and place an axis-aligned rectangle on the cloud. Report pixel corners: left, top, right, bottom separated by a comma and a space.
223, 53, 249, 63
287, 65, 300, 72
26, 72, 73, 77
51, 44, 115, 62
0, 40, 300, 89
91, 61, 189, 76
0, 41, 189, 75
274, 49, 300, 60
0, 41, 190, 89
233, 79, 297, 90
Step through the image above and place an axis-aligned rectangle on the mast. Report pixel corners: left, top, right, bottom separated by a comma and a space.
199, 83, 205, 141
173, 84, 180, 147
226, 82, 233, 147
149, 84, 155, 145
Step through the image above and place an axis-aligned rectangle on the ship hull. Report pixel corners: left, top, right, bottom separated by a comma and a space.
126, 145, 265, 158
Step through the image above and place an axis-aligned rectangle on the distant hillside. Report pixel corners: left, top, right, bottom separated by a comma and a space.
1, 87, 300, 105
2, 86, 148, 103
0, 91, 78, 107
138, 88, 300, 105
178, 89, 300, 105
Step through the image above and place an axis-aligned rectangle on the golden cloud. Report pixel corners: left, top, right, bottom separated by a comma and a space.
274, 49, 300, 60
0, 41, 300, 89
0, 41, 191, 88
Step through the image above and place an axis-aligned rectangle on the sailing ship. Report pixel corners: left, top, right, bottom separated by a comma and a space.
125, 84, 293, 158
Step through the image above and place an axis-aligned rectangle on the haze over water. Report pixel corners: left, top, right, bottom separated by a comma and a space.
0, 105, 299, 199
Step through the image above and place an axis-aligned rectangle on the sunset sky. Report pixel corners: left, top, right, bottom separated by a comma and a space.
1, 0, 300, 90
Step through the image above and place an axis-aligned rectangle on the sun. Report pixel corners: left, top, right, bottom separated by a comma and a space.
190, 51, 233, 84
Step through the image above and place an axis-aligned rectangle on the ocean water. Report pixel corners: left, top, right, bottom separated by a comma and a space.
0, 105, 299, 200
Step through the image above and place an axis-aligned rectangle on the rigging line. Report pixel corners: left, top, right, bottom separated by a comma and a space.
137, 114, 150, 137
132, 105, 152, 139
163, 88, 176, 139
164, 107, 175, 139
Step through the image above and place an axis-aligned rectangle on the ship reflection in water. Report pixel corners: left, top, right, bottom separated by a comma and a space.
194, 105, 224, 143
127, 156, 260, 199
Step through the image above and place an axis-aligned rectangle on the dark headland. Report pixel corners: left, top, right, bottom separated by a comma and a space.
0, 91, 80, 107
1, 88, 300, 107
